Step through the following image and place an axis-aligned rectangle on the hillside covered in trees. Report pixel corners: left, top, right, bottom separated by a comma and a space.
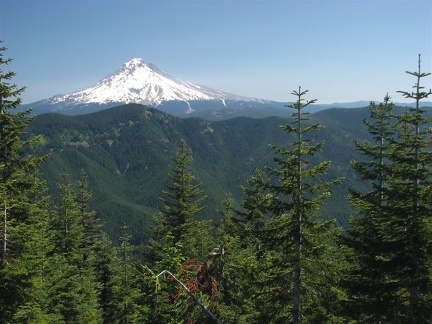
25, 101, 372, 244
1, 44, 432, 323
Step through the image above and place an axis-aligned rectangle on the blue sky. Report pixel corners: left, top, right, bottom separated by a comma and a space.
1, 0, 431, 104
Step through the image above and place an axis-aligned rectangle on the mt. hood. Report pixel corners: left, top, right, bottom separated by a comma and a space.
27, 58, 270, 115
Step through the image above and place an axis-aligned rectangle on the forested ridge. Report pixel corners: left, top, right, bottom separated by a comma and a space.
26, 103, 366, 243
1, 44, 432, 323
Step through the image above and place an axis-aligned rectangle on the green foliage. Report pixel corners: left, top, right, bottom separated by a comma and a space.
111, 225, 145, 322
24, 101, 370, 244
342, 95, 399, 322
0, 41, 52, 322
209, 89, 346, 324
45, 172, 101, 321
5, 41, 432, 323
258, 87, 344, 323
159, 139, 207, 244
148, 139, 210, 266
92, 231, 121, 323
214, 187, 272, 323
343, 55, 432, 322
145, 139, 217, 323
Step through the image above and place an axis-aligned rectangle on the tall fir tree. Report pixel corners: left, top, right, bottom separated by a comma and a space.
344, 55, 432, 322
0, 41, 51, 322
342, 95, 400, 321
146, 139, 214, 323
113, 225, 142, 323
147, 139, 210, 323
213, 175, 274, 323
75, 170, 132, 323
46, 172, 101, 322
148, 138, 209, 267
389, 54, 432, 321
93, 231, 123, 323
75, 169, 102, 261
256, 87, 343, 323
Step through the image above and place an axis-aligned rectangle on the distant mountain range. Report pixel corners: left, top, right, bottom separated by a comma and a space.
20, 58, 431, 118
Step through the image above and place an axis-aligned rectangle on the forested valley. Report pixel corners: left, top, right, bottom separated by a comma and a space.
1, 44, 432, 323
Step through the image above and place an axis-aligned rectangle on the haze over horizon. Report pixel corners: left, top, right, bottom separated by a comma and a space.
1, 0, 431, 105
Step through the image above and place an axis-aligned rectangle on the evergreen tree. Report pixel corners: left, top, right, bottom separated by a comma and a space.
49, 173, 84, 256
0, 41, 51, 322
387, 55, 432, 321
343, 55, 432, 322
146, 139, 213, 323
113, 225, 142, 323
46, 172, 101, 322
257, 87, 343, 323
93, 231, 123, 324
214, 178, 272, 323
76, 169, 102, 261
75, 170, 129, 323
342, 95, 400, 321
148, 138, 209, 267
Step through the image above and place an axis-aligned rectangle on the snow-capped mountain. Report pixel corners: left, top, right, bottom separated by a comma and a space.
29, 58, 270, 115
26, 58, 428, 118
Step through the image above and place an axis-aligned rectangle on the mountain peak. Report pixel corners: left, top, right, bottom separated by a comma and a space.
122, 58, 158, 72
33, 58, 268, 114
124, 57, 146, 66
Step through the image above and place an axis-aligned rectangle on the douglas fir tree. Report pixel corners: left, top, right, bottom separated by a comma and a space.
252, 88, 344, 323
0, 41, 51, 322
344, 55, 432, 322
